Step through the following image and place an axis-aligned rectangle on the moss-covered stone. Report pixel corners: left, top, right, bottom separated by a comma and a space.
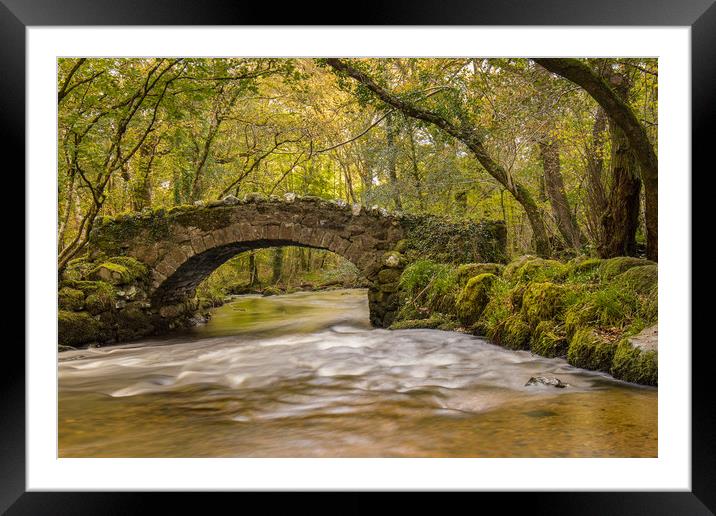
599, 257, 655, 282
564, 285, 639, 337
521, 282, 569, 327
502, 254, 539, 280
58, 287, 85, 311
510, 258, 567, 284
566, 257, 602, 281
58, 310, 104, 347
261, 286, 282, 296
455, 262, 504, 286
530, 320, 568, 358
84, 285, 117, 315
456, 273, 497, 325
389, 313, 455, 330
611, 338, 658, 386
567, 328, 616, 372
89, 256, 149, 285
610, 264, 657, 295
377, 268, 402, 284
115, 306, 154, 342
490, 314, 531, 350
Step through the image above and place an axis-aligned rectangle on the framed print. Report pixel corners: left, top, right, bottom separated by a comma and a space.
5, 0, 713, 512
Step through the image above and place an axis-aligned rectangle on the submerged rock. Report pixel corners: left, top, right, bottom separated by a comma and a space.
525, 376, 569, 388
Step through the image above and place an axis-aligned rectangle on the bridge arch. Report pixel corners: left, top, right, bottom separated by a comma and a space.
89, 194, 507, 327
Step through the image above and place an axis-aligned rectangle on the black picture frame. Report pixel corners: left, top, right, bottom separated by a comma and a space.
5, 1, 712, 513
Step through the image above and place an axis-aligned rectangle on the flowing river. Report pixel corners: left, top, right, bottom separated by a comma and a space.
59, 289, 657, 457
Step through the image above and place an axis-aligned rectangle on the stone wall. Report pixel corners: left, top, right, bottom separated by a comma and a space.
73, 193, 507, 341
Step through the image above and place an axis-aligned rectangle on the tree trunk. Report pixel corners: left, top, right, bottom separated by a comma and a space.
271, 247, 284, 284
538, 138, 584, 249
598, 120, 642, 257
385, 112, 402, 210
248, 252, 260, 287
583, 108, 609, 246
534, 58, 657, 261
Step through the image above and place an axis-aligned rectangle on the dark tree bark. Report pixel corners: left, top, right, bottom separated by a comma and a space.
533, 58, 657, 261
248, 251, 260, 287
325, 58, 551, 257
538, 137, 584, 250
599, 120, 642, 257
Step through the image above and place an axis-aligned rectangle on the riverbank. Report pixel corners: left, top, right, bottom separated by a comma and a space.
388, 255, 658, 386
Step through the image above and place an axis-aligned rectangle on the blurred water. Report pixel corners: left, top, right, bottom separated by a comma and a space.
59, 289, 657, 457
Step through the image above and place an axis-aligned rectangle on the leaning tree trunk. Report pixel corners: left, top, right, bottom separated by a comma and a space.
324, 59, 552, 258
538, 137, 584, 250
533, 58, 657, 261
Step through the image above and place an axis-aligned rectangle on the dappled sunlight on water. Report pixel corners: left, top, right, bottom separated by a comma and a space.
59, 289, 657, 457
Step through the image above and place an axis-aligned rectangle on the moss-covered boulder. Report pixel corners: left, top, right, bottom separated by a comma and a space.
610, 264, 657, 295
58, 310, 104, 347
599, 257, 655, 282
566, 257, 602, 281
490, 314, 531, 350
84, 283, 117, 315
530, 320, 568, 358
89, 256, 149, 286
506, 257, 567, 284
115, 306, 154, 342
502, 255, 539, 279
521, 282, 569, 327
567, 328, 616, 372
565, 283, 639, 336
455, 263, 504, 286
456, 273, 497, 325
611, 337, 658, 386
58, 287, 85, 311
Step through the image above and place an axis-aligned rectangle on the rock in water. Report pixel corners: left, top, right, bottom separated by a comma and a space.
525, 376, 569, 388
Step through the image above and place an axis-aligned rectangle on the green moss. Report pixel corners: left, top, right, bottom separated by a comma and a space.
610, 264, 657, 295
88, 256, 149, 286
58, 310, 104, 347
61, 257, 94, 282
503, 254, 539, 280
566, 257, 602, 282
61, 279, 117, 315
58, 287, 85, 311
521, 282, 569, 327
389, 313, 454, 330
478, 278, 512, 336
496, 315, 531, 350
567, 328, 616, 372
564, 285, 639, 337
530, 320, 568, 358
398, 259, 458, 313
456, 273, 497, 324
455, 263, 504, 286
599, 257, 655, 282
115, 306, 154, 341
504, 257, 567, 284
611, 338, 658, 386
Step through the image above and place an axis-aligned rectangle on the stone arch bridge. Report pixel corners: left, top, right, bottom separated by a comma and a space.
89, 194, 506, 327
